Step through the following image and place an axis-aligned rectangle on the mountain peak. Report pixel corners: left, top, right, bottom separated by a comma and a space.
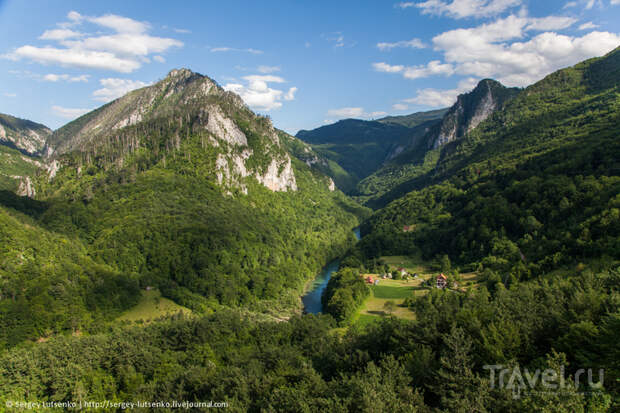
166, 68, 196, 78
44, 68, 297, 193
164, 68, 205, 84
429, 78, 520, 149
49, 68, 222, 155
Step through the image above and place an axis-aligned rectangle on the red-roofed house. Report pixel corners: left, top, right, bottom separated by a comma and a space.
436, 273, 447, 289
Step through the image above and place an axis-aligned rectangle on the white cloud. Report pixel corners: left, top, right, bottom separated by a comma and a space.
563, 1, 578, 7
412, 0, 523, 19
327, 107, 365, 118
223, 75, 297, 111
3, 93, 17, 97
284, 87, 297, 101
88, 13, 149, 34
210, 47, 263, 54
39, 29, 82, 41
392, 103, 409, 111
404, 77, 479, 107
7, 11, 182, 73
43, 74, 61, 82
373, 62, 405, 73
257, 65, 281, 74
432, 14, 620, 86
578, 22, 599, 30
403, 61, 455, 79
244, 75, 286, 83
326, 107, 387, 120
525, 16, 577, 31
373, 60, 454, 79
174, 28, 191, 34
51, 105, 92, 119
62, 34, 182, 58
92, 78, 150, 102
612, 0, 620, 5
375, 13, 619, 87
153, 55, 166, 63
67, 11, 82, 22
43, 73, 89, 82
396, 2, 416, 8
377, 38, 425, 51
11, 46, 142, 73
323, 32, 353, 48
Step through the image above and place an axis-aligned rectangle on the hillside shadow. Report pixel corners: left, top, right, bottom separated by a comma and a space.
0, 190, 48, 218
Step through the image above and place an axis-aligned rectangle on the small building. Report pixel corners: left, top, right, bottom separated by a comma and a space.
436, 273, 448, 289
403, 225, 415, 232
374, 279, 380, 285
366, 276, 374, 284
397, 267, 408, 276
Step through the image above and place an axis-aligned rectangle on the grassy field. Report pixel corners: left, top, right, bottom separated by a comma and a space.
371, 283, 416, 299
380, 255, 434, 274
116, 289, 191, 323
354, 278, 428, 322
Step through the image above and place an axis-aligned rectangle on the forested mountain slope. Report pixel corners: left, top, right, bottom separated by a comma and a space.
0, 68, 365, 347
356, 46, 620, 279
279, 130, 353, 192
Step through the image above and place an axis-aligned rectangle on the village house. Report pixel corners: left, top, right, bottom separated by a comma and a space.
436, 273, 447, 289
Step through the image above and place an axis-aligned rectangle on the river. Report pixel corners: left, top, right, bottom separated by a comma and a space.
301, 227, 361, 314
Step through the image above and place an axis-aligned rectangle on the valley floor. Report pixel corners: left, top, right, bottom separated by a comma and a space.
353, 255, 481, 326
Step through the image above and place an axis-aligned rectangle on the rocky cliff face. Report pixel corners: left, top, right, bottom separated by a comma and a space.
0, 113, 51, 156
46, 68, 297, 193
429, 79, 520, 149
16, 176, 35, 197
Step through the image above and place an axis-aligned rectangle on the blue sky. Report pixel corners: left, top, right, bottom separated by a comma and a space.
0, 0, 618, 133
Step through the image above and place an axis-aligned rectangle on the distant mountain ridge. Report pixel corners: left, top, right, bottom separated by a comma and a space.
378, 108, 449, 128
294, 80, 518, 197
295, 109, 447, 192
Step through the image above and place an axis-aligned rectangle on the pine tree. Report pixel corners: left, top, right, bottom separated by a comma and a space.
435, 324, 488, 412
